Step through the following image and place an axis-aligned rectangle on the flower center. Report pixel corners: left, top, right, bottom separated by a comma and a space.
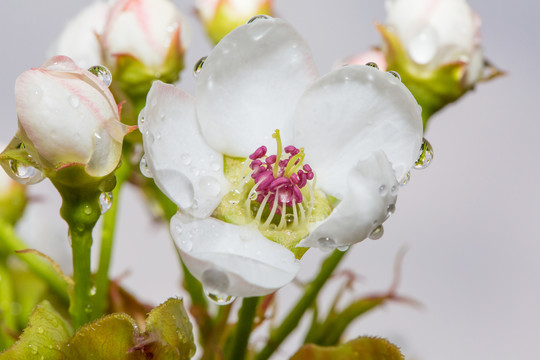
213, 129, 333, 257
246, 130, 315, 229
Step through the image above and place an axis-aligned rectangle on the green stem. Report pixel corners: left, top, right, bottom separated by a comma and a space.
93, 160, 131, 319
69, 226, 94, 329
53, 171, 102, 329
226, 297, 259, 360
0, 218, 68, 301
255, 250, 347, 360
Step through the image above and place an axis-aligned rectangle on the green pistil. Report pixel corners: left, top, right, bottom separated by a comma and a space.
271, 129, 282, 178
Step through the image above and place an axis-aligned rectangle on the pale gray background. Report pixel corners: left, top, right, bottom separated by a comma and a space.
1, 1, 538, 359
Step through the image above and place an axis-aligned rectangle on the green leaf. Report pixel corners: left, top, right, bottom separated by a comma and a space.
144, 298, 196, 360
0, 301, 71, 360
305, 297, 384, 346
61, 313, 141, 360
291, 337, 404, 360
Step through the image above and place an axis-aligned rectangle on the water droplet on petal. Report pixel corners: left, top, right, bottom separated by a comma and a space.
337, 245, 349, 252
400, 171, 411, 186
408, 27, 438, 65
68, 95, 80, 108
387, 203, 396, 217
174, 224, 183, 235
139, 155, 153, 178
415, 138, 434, 169
84, 304, 93, 314
388, 71, 401, 81
390, 185, 398, 195
193, 56, 207, 78
88, 65, 112, 86
181, 153, 192, 165
7, 159, 44, 185
247, 15, 271, 24
99, 192, 113, 214
204, 289, 236, 305
365, 62, 379, 70
199, 176, 221, 196
369, 225, 384, 240
37, 327, 44, 334
89, 286, 97, 296
181, 239, 193, 252
378, 184, 387, 196
29, 344, 38, 354
202, 268, 229, 292
317, 237, 336, 249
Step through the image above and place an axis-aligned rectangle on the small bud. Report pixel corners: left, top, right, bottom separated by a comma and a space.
1, 56, 128, 185
196, 0, 273, 44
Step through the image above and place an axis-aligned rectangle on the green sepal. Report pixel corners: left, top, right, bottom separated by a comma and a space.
0, 301, 72, 360
378, 24, 471, 127
143, 298, 196, 360
291, 336, 404, 360
61, 313, 140, 359
113, 27, 185, 101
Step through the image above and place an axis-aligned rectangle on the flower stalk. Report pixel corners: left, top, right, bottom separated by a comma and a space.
255, 249, 347, 360
226, 296, 260, 360
53, 173, 102, 329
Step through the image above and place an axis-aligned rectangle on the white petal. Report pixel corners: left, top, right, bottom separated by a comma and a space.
294, 65, 422, 198
196, 17, 318, 157
386, 0, 479, 66
141, 81, 229, 218
47, 1, 109, 69
171, 213, 300, 297
298, 151, 398, 248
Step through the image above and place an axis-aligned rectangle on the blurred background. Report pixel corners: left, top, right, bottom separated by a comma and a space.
0, 0, 538, 359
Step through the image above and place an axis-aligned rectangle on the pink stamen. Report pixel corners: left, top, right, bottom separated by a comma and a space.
266, 155, 276, 165
246, 136, 315, 219
269, 177, 290, 191
249, 145, 267, 160
250, 159, 262, 170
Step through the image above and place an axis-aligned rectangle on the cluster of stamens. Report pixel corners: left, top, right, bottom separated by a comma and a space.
243, 130, 314, 228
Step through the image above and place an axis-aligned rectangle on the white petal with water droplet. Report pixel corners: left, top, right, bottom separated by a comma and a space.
196, 18, 318, 157
142, 81, 229, 218
298, 151, 398, 248
294, 65, 422, 196
171, 213, 300, 297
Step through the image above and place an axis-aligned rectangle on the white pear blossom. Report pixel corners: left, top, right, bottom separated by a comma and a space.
385, 0, 483, 85
139, 18, 422, 297
10, 56, 128, 178
102, 0, 190, 69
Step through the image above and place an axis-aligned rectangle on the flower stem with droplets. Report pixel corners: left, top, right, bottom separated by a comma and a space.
52, 168, 103, 330
93, 159, 131, 319
225, 296, 259, 360
255, 249, 347, 360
